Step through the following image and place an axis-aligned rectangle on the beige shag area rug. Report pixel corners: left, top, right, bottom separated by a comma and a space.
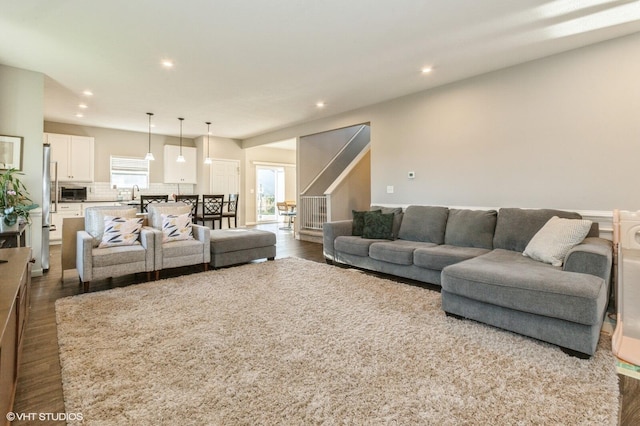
56, 258, 619, 425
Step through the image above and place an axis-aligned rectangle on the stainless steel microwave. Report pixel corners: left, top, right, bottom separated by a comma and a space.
59, 186, 87, 201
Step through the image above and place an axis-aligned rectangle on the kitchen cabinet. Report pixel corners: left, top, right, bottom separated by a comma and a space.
164, 145, 197, 184
46, 133, 95, 182
0, 248, 31, 423
50, 203, 82, 243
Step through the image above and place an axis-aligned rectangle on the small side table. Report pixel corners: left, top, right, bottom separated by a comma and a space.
0, 222, 27, 249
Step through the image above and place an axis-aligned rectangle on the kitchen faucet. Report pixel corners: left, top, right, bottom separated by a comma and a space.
132, 184, 140, 200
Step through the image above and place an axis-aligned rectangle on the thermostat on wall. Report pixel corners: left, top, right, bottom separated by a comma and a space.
408, 171, 416, 179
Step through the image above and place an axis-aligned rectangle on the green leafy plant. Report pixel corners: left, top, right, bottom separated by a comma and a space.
1, 168, 38, 227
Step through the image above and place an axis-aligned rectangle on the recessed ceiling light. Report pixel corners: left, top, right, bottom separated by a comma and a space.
78, 103, 88, 109
82, 90, 93, 96
316, 101, 326, 108
161, 59, 174, 68
75, 113, 84, 118
421, 67, 433, 74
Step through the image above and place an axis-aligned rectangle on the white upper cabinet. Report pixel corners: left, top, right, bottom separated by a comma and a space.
163, 145, 197, 184
46, 133, 95, 182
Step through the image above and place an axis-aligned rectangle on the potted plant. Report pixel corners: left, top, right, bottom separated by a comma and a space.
0, 168, 38, 232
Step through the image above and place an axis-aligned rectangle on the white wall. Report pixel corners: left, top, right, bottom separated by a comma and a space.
243, 31, 640, 213
0, 64, 44, 273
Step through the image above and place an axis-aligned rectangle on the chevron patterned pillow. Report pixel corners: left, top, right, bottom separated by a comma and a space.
98, 216, 144, 248
161, 213, 194, 243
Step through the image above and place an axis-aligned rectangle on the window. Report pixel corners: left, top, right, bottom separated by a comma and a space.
110, 156, 149, 189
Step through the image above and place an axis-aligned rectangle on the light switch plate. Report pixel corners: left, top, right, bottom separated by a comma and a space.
386, 185, 394, 193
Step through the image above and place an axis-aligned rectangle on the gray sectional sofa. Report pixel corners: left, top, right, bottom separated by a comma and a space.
322, 206, 613, 357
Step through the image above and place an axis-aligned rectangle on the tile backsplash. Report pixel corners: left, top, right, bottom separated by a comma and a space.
86, 182, 195, 201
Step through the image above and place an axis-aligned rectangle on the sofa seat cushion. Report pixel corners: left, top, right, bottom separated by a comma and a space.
369, 240, 437, 265
162, 239, 205, 258
335, 236, 387, 257
441, 249, 606, 325
92, 244, 147, 267
414, 245, 490, 271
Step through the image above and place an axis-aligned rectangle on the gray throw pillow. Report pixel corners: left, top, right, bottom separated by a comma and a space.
362, 212, 394, 240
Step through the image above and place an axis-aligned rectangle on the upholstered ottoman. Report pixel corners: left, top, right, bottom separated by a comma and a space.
210, 228, 276, 268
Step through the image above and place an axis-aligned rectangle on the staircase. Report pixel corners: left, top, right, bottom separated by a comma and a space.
298, 124, 371, 243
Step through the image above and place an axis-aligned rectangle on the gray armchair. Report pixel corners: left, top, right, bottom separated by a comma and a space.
77, 206, 154, 292
147, 202, 211, 279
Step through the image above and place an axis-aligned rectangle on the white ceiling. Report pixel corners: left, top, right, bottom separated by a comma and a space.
1, 0, 639, 140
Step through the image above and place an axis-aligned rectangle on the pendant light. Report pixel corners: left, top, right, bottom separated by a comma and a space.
144, 112, 155, 161
177, 117, 186, 163
204, 121, 212, 165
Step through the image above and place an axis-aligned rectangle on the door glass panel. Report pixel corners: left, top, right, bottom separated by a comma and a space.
257, 167, 276, 222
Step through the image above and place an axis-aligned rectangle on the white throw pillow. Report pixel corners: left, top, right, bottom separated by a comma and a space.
161, 213, 194, 243
98, 216, 144, 248
523, 216, 592, 267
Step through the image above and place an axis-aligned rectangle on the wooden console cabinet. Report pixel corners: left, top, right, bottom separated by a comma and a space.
0, 248, 32, 424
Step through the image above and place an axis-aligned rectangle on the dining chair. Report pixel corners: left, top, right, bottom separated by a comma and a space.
197, 195, 224, 229
221, 193, 239, 228
140, 195, 169, 213
277, 201, 296, 230
175, 194, 199, 219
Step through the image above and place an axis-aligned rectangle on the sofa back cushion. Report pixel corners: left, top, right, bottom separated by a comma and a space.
445, 209, 497, 249
398, 205, 449, 244
493, 208, 582, 252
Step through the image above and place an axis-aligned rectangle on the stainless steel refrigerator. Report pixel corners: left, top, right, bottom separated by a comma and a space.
42, 143, 57, 272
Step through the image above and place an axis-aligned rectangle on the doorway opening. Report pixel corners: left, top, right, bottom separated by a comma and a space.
256, 165, 285, 223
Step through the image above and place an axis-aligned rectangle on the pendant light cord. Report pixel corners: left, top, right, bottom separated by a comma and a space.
147, 113, 153, 151
179, 117, 184, 155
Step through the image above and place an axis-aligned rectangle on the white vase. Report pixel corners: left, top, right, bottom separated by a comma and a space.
0, 217, 19, 233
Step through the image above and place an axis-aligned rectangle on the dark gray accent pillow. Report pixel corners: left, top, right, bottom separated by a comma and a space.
493, 208, 582, 252
444, 209, 497, 249
397, 205, 449, 244
370, 205, 403, 239
362, 212, 394, 240
352, 209, 381, 236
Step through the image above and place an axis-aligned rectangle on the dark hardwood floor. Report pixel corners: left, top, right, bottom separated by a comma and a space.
12, 223, 639, 425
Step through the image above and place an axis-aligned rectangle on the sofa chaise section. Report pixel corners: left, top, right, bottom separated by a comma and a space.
440, 208, 612, 357
441, 248, 609, 356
